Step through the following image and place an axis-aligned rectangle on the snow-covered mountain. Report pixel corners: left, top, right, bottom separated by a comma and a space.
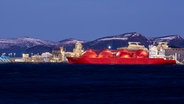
0, 37, 55, 49
151, 35, 184, 47
83, 32, 150, 50
0, 37, 56, 56
57, 38, 86, 51
151, 35, 183, 44
0, 33, 184, 57
58, 38, 85, 45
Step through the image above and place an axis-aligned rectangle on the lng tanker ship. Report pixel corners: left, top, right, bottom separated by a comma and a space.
67, 42, 176, 65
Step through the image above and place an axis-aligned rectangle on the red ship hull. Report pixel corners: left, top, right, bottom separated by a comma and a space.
67, 57, 176, 65
67, 49, 176, 65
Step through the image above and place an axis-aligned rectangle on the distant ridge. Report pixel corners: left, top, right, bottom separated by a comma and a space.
0, 33, 184, 56
83, 32, 150, 50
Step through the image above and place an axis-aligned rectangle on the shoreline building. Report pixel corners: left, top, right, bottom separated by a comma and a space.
41, 52, 52, 62
72, 41, 84, 57
51, 47, 65, 62
65, 41, 84, 58
31, 54, 43, 62
51, 41, 84, 62
0, 56, 10, 63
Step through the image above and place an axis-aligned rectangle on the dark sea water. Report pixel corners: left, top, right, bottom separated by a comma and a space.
0, 63, 184, 104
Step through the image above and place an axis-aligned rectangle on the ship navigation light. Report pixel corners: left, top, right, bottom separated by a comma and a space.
108, 45, 111, 49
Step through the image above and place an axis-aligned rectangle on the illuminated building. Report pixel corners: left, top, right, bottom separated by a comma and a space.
41, 52, 52, 62
31, 54, 43, 62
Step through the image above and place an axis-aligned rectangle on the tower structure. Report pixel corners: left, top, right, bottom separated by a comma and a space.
73, 41, 84, 57
60, 47, 66, 62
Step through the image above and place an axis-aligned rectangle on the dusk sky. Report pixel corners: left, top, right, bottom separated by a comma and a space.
0, 0, 184, 41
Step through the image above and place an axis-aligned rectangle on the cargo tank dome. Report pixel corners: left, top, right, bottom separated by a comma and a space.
98, 49, 113, 58
81, 49, 97, 58
119, 52, 131, 58
136, 50, 148, 58
118, 49, 129, 53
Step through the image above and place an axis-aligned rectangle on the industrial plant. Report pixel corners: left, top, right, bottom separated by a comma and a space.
4, 41, 84, 63
0, 41, 184, 64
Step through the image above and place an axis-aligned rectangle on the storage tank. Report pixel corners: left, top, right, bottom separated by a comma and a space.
136, 50, 148, 58
119, 52, 131, 58
119, 49, 129, 53
81, 49, 97, 58
98, 50, 113, 58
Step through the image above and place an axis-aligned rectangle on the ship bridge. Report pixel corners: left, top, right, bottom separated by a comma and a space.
117, 42, 148, 50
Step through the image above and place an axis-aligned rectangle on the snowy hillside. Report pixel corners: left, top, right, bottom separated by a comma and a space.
56, 38, 86, 51
151, 35, 183, 43
0, 33, 184, 57
83, 32, 150, 50
97, 32, 142, 41
0, 37, 55, 49
58, 38, 85, 45
151, 35, 184, 45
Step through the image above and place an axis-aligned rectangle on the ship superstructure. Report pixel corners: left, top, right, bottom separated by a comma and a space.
149, 42, 175, 60
118, 42, 147, 51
